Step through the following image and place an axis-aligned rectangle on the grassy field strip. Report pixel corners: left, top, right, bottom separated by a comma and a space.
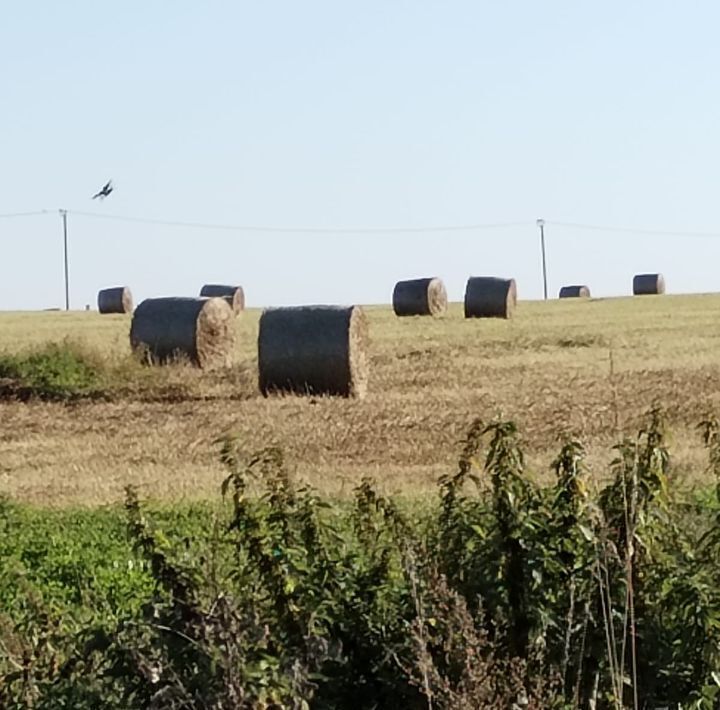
2, 294, 720, 505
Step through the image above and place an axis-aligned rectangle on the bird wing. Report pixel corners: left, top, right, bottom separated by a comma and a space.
92, 180, 113, 199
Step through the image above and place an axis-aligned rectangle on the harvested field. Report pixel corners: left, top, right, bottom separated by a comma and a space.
2, 294, 720, 506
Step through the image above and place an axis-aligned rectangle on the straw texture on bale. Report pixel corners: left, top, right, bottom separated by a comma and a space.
464, 277, 517, 319
130, 297, 234, 368
559, 285, 591, 299
633, 273, 665, 295
392, 277, 447, 317
258, 305, 368, 398
199, 284, 245, 314
97, 286, 133, 314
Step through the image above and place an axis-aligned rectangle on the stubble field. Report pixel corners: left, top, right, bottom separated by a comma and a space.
2, 293, 720, 507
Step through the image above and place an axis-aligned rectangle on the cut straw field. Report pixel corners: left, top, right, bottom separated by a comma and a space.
2, 293, 720, 506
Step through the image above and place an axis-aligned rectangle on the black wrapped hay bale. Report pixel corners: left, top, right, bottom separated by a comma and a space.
559, 285, 590, 298
633, 273, 665, 295
199, 284, 245, 314
258, 305, 368, 398
98, 286, 133, 314
392, 277, 447, 317
464, 277, 517, 319
130, 297, 234, 368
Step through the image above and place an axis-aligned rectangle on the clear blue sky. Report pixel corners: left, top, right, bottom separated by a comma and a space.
2, 1, 720, 310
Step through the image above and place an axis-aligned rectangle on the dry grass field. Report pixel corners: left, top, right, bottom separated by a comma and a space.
2, 293, 720, 506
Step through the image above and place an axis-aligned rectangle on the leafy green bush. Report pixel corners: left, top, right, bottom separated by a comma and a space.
0, 342, 106, 400
4, 413, 720, 707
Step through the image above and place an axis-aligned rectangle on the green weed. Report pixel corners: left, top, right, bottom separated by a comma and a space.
0, 341, 106, 401
3, 415, 720, 707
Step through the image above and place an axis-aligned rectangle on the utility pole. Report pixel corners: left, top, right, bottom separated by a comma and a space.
60, 209, 69, 310
537, 218, 548, 300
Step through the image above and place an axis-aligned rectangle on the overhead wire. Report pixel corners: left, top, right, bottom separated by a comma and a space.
0, 210, 51, 219
4, 208, 720, 240
66, 210, 528, 234
545, 220, 720, 239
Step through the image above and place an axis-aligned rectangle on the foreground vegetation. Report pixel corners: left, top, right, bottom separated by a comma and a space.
3, 411, 720, 708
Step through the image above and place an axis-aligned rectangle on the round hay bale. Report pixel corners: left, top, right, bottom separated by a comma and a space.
199, 284, 245, 314
130, 297, 234, 368
97, 286, 133, 314
633, 273, 665, 295
559, 285, 591, 298
392, 277, 447, 317
258, 305, 368, 398
464, 277, 517, 319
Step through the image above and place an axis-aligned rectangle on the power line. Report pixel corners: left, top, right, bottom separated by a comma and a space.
61, 212, 720, 238
546, 220, 720, 239
5, 207, 720, 240
67, 210, 528, 234
0, 210, 50, 219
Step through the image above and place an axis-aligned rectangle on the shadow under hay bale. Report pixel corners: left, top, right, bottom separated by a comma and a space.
392, 277, 447, 317
559, 285, 591, 298
258, 305, 368, 398
633, 273, 665, 295
130, 297, 234, 368
97, 286, 133, 314
464, 277, 517, 319
199, 284, 245, 314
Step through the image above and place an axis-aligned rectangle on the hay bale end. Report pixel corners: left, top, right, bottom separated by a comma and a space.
199, 284, 245, 314
98, 286, 133, 314
633, 273, 665, 295
130, 297, 234, 368
559, 285, 591, 298
392, 277, 447, 317
258, 305, 368, 398
464, 277, 517, 319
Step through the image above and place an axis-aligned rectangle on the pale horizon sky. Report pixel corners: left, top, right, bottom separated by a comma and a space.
3, 2, 720, 310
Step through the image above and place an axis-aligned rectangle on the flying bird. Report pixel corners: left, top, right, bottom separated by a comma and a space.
92, 180, 114, 200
